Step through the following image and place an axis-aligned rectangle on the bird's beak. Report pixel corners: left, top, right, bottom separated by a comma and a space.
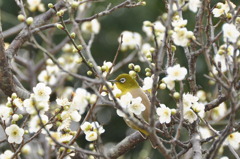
109, 79, 116, 83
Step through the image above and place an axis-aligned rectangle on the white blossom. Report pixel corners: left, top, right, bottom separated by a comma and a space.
156, 104, 171, 124
116, 93, 132, 117
172, 17, 188, 29
188, 0, 201, 13
196, 90, 207, 102
27, 0, 45, 12
81, 19, 100, 34
21, 144, 31, 155
80, 121, 105, 142
58, 134, 73, 144
102, 61, 113, 76
56, 98, 71, 106
0, 105, 12, 122
38, 70, 57, 86
61, 110, 81, 122
167, 64, 187, 81
57, 118, 71, 132
23, 95, 49, 114
13, 98, 23, 108
199, 127, 212, 139
0, 150, 14, 159
222, 23, 240, 43
29, 114, 52, 133
162, 76, 175, 90
224, 132, 240, 150
140, 43, 152, 61
70, 88, 90, 114
120, 31, 142, 51
143, 21, 165, 37
80, 121, 93, 132
5, 124, 24, 144
172, 28, 193, 47
85, 131, 98, 141
183, 93, 199, 108
183, 108, 198, 123
213, 54, 227, 74
142, 77, 153, 91
128, 97, 146, 115
33, 83, 52, 102
211, 102, 227, 121
212, 1, 236, 18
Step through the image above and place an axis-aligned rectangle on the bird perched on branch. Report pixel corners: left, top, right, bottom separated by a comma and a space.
110, 73, 158, 148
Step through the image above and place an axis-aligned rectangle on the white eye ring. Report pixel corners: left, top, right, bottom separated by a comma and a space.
119, 78, 126, 83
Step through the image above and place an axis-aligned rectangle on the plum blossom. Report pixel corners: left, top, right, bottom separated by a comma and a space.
81, 19, 100, 34
29, 114, 52, 133
0, 105, 12, 122
172, 28, 194, 47
183, 109, 197, 123
172, 17, 187, 29
142, 77, 153, 91
156, 104, 171, 124
224, 132, 240, 150
222, 23, 240, 43
33, 83, 52, 101
162, 76, 175, 90
167, 64, 187, 81
212, 1, 236, 18
188, 0, 201, 13
211, 102, 227, 121
0, 150, 14, 159
120, 31, 142, 51
71, 88, 90, 114
80, 121, 105, 142
128, 97, 146, 116
27, 0, 45, 12
5, 124, 24, 144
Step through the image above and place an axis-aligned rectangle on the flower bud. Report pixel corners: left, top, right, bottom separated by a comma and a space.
56, 24, 64, 30
11, 93, 17, 99
48, 3, 54, 8
134, 65, 141, 72
128, 63, 134, 69
141, 1, 146, 6
77, 45, 83, 50
171, 45, 176, 52
59, 147, 65, 152
89, 94, 97, 104
88, 62, 93, 67
26, 17, 33, 25
56, 10, 64, 17
18, 14, 25, 22
146, 72, 151, 77
89, 143, 95, 150
173, 92, 180, 99
70, 32, 76, 39
12, 114, 19, 122
145, 68, 151, 72
159, 83, 166, 90
71, 1, 79, 8
143, 21, 152, 27
171, 109, 176, 115
129, 70, 136, 77
87, 70, 93, 76
72, 48, 78, 53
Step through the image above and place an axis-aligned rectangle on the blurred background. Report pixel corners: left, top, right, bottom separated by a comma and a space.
1, 0, 240, 158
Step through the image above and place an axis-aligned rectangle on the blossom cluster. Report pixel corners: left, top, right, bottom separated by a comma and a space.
80, 122, 105, 141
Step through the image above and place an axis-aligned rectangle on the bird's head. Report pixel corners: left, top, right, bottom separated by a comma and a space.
110, 74, 140, 95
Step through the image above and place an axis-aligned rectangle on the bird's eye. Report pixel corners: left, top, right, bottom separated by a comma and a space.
119, 78, 126, 84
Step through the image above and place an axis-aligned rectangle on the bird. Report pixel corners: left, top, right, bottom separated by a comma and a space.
110, 73, 158, 148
